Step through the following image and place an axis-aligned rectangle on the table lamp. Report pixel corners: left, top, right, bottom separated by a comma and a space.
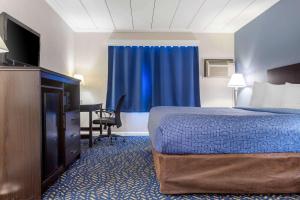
228, 73, 246, 106
0, 36, 9, 53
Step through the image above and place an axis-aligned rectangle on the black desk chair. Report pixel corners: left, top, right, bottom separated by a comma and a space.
93, 95, 126, 145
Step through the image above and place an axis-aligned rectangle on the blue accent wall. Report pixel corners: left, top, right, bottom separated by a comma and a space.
235, 0, 300, 105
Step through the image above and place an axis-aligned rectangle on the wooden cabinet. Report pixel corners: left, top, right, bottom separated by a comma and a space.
0, 67, 81, 200
0, 70, 41, 200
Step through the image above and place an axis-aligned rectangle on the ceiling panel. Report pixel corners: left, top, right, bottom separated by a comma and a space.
152, 0, 180, 30
46, 0, 95, 30
189, 0, 230, 32
80, 0, 114, 31
205, 0, 255, 32
131, 0, 155, 30
106, 0, 132, 30
171, 0, 206, 30
224, 0, 280, 32
45, 0, 280, 33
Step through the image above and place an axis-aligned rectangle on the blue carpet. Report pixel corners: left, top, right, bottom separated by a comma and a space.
43, 137, 300, 200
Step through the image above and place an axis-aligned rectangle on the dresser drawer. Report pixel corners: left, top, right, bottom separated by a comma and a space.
65, 144, 80, 166
65, 111, 80, 131
66, 130, 80, 147
65, 111, 80, 166
65, 111, 80, 143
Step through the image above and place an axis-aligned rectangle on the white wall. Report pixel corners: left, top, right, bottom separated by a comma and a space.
74, 32, 234, 134
0, 0, 75, 75
195, 33, 234, 108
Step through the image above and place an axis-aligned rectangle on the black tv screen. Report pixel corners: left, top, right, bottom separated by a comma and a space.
6, 18, 40, 66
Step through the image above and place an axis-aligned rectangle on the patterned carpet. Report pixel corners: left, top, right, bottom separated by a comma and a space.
43, 137, 300, 200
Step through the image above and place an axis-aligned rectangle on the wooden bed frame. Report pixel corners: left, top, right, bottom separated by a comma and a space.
153, 63, 300, 194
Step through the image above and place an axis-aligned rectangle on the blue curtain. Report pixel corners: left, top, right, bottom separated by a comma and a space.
106, 46, 200, 112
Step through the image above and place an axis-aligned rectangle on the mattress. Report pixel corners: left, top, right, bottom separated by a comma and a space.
148, 106, 300, 154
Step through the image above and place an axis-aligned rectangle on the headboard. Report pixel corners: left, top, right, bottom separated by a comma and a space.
267, 63, 300, 84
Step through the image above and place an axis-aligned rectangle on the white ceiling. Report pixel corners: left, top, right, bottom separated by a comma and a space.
45, 0, 280, 33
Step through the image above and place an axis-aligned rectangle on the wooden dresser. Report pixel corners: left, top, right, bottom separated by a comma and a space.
0, 67, 81, 200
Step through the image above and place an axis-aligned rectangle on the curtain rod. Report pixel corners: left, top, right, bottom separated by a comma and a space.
107, 40, 198, 46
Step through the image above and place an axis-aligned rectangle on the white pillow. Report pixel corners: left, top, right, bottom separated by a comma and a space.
262, 83, 285, 108
250, 82, 267, 107
282, 83, 300, 109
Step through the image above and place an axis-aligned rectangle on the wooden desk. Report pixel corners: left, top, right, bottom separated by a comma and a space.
80, 104, 102, 147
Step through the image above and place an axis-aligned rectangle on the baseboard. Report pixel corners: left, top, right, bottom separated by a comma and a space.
113, 132, 149, 136
80, 131, 149, 136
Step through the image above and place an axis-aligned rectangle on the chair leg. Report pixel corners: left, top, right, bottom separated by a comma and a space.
94, 138, 98, 145
100, 124, 102, 136
108, 126, 112, 145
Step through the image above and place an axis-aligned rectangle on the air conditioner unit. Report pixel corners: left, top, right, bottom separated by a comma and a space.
204, 59, 235, 77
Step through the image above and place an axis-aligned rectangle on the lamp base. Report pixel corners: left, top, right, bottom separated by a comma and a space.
233, 88, 238, 107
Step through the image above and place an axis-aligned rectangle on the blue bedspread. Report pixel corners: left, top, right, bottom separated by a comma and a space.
148, 107, 300, 154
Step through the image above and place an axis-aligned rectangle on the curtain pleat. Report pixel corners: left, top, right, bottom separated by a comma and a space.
106, 46, 200, 112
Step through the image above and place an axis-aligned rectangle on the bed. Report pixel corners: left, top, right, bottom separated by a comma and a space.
149, 64, 300, 194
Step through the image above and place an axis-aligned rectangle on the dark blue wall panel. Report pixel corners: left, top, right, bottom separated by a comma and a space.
235, 0, 300, 105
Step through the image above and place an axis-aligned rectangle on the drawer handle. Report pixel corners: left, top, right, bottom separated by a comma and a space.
71, 133, 77, 138
70, 150, 77, 154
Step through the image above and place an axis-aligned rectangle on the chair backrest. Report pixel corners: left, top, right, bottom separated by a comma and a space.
114, 95, 126, 128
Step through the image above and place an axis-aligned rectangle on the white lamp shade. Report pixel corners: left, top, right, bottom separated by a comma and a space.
0, 36, 9, 53
228, 73, 246, 88
74, 74, 85, 85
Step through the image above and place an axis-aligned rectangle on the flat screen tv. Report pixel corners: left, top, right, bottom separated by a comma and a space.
0, 12, 40, 66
